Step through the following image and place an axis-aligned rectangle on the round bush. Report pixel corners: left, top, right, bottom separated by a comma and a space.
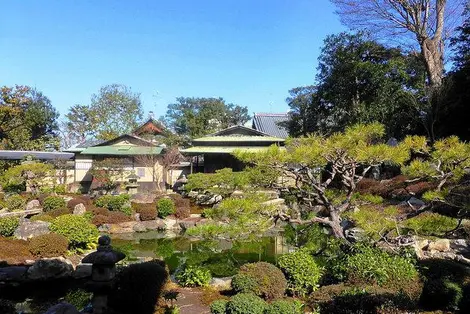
0, 217, 20, 237
49, 207, 71, 218
43, 196, 67, 212
157, 198, 175, 218
138, 207, 157, 221
5, 194, 26, 212
277, 249, 323, 296
28, 233, 69, 258
236, 262, 287, 300
210, 299, 228, 314
265, 300, 303, 314
176, 265, 212, 287
231, 273, 258, 294
226, 293, 266, 314
50, 214, 99, 250
175, 205, 190, 219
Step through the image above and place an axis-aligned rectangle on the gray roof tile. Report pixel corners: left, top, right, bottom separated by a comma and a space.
252, 113, 289, 138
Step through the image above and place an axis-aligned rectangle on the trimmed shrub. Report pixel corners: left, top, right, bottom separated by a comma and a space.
0, 237, 33, 264
49, 207, 71, 218
0, 217, 20, 237
50, 214, 99, 250
169, 194, 191, 219
210, 299, 228, 314
232, 273, 258, 294
226, 293, 266, 314
137, 207, 157, 221
344, 245, 418, 287
95, 194, 131, 215
405, 212, 457, 236
278, 249, 322, 296
92, 212, 132, 226
30, 214, 54, 223
5, 194, 26, 211
265, 299, 303, 314
176, 265, 212, 287
108, 260, 168, 314
43, 196, 67, 212
54, 184, 67, 194
28, 233, 69, 258
175, 205, 190, 219
94, 195, 114, 208
157, 198, 176, 218
236, 262, 287, 300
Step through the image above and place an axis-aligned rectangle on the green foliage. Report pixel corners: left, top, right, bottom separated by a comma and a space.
235, 262, 287, 300
50, 214, 99, 250
64, 289, 92, 310
264, 300, 303, 314
185, 168, 249, 195
5, 194, 26, 211
405, 212, 457, 236
352, 193, 383, 205
30, 214, 54, 223
348, 206, 399, 241
175, 265, 212, 287
95, 194, 131, 215
0, 162, 53, 193
226, 293, 267, 314
344, 244, 418, 286
231, 273, 258, 295
53, 184, 67, 194
157, 198, 176, 218
277, 249, 323, 296
28, 233, 69, 258
43, 196, 66, 212
210, 300, 228, 314
421, 278, 463, 311
0, 217, 19, 237
422, 189, 448, 202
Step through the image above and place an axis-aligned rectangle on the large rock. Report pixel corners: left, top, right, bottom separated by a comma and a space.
197, 194, 222, 206
427, 239, 451, 252
400, 197, 426, 207
131, 193, 157, 204
14, 221, 50, 240
345, 227, 367, 243
102, 221, 138, 234
165, 218, 179, 230
72, 203, 86, 215
73, 263, 92, 279
210, 277, 232, 289
262, 198, 285, 207
133, 222, 147, 232
26, 200, 42, 211
27, 257, 74, 280
0, 266, 28, 281
44, 303, 80, 314
450, 239, 470, 255
141, 219, 166, 230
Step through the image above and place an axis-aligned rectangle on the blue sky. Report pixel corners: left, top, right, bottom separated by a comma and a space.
0, 0, 345, 119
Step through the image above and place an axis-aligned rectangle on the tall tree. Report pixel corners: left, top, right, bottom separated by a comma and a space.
287, 32, 426, 138
164, 97, 250, 138
0, 85, 59, 150
331, 0, 465, 88
62, 84, 143, 144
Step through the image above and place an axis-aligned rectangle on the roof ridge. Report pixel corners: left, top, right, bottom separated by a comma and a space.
254, 112, 288, 116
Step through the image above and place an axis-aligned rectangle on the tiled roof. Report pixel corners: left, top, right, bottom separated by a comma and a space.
0, 150, 74, 160
252, 113, 289, 138
181, 146, 284, 155
80, 146, 164, 156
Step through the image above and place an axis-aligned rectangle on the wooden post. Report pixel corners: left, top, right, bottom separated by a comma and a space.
190, 157, 193, 174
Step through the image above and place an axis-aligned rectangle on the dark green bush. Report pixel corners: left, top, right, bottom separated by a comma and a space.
64, 289, 92, 310
157, 198, 176, 218
210, 299, 228, 314
421, 278, 463, 311
50, 214, 99, 250
5, 194, 26, 211
43, 196, 67, 212
231, 273, 258, 294
264, 299, 303, 314
108, 260, 168, 314
226, 293, 266, 314
277, 249, 322, 296
95, 194, 131, 215
0, 217, 19, 237
405, 212, 457, 236
28, 233, 69, 258
176, 265, 212, 287
235, 262, 287, 300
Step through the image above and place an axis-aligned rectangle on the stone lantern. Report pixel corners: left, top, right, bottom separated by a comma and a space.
82, 235, 125, 314
125, 170, 140, 195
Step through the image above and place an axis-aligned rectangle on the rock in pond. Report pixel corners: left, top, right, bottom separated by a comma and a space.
44, 302, 80, 314
14, 221, 50, 240
27, 257, 74, 280
0, 266, 28, 281
141, 219, 166, 230
72, 203, 86, 215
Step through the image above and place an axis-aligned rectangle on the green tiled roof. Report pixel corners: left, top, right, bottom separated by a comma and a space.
181, 146, 283, 155
80, 146, 163, 155
193, 136, 285, 143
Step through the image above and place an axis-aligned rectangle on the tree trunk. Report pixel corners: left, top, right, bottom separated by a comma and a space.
329, 210, 346, 240
420, 37, 444, 87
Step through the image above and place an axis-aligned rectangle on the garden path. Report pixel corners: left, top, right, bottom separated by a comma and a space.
175, 287, 210, 314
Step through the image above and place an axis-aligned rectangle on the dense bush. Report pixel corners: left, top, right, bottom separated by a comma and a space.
264, 299, 303, 314
210, 299, 228, 314
235, 262, 287, 300
0, 217, 20, 237
67, 195, 93, 210
91, 211, 132, 226
175, 205, 190, 219
133, 203, 157, 221
176, 265, 212, 287
28, 233, 69, 258
49, 207, 71, 218
348, 206, 399, 241
0, 237, 33, 264
50, 214, 99, 250
54, 184, 67, 194
30, 214, 54, 223
43, 196, 67, 212
157, 198, 176, 218
64, 289, 92, 310
108, 260, 168, 314
405, 212, 457, 236
225, 293, 266, 314
95, 194, 130, 214
344, 245, 418, 287
231, 273, 258, 294
169, 194, 191, 219
5, 194, 26, 211
277, 249, 322, 296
